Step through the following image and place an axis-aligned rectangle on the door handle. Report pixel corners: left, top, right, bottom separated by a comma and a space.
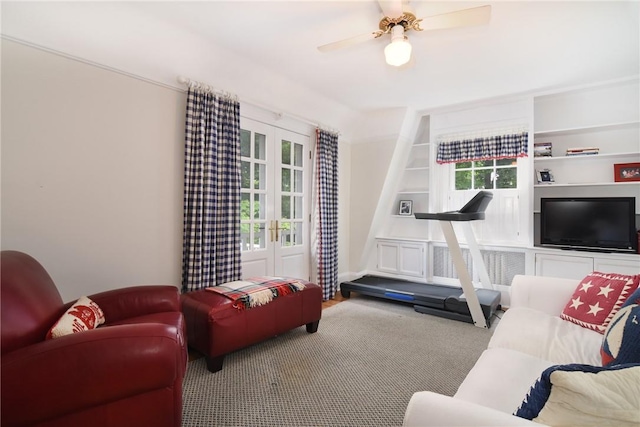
268, 220, 283, 242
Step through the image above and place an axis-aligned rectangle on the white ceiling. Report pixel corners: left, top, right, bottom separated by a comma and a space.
2, 1, 639, 131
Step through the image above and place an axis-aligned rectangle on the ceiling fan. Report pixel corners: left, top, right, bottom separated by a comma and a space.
317, 1, 491, 67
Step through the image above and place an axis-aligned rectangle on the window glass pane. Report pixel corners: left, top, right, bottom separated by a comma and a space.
281, 195, 291, 219
496, 158, 517, 166
240, 130, 251, 157
241, 161, 250, 188
456, 162, 472, 169
253, 223, 266, 249
293, 196, 303, 219
294, 170, 303, 193
294, 143, 303, 167
240, 223, 250, 251
496, 168, 517, 188
254, 193, 265, 219
254, 164, 266, 190
282, 140, 291, 165
455, 170, 472, 190
255, 133, 266, 160
474, 160, 492, 168
240, 193, 250, 220
281, 168, 291, 191
474, 169, 493, 189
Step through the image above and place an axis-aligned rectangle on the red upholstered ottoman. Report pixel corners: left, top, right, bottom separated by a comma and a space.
181, 278, 322, 372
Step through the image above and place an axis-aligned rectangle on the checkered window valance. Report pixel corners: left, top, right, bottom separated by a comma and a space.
436, 131, 529, 164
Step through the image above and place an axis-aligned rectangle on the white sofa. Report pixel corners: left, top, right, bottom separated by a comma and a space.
403, 274, 605, 426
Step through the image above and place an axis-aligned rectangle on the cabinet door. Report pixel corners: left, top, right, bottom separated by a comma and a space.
376, 240, 426, 278
594, 258, 640, 275
535, 253, 593, 279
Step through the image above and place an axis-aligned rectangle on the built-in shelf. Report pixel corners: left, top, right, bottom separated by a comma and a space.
534, 181, 640, 188
405, 166, 430, 171
534, 120, 640, 137
397, 190, 430, 194
534, 151, 640, 162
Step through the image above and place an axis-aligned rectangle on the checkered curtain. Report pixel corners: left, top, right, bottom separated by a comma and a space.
315, 128, 339, 301
436, 131, 528, 164
182, 87, 242, 292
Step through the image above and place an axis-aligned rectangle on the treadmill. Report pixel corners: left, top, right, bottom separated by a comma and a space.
340, 191, 501, 328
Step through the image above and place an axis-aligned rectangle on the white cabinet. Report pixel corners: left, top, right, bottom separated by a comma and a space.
534, 249, 640, 280
376, 238, 427, 280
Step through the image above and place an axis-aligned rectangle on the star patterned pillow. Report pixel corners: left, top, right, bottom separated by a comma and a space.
560, 272, 639, 334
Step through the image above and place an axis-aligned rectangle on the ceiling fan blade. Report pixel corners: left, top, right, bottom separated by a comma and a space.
317, 32, 378, 53
421, 5, 491, 31
378, 0, 406, 18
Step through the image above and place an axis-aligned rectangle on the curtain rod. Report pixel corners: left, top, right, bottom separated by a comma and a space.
176, 75, 340, 135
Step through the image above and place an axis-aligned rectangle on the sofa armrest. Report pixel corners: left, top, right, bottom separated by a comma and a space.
1, 323, 182, 427
403, 392, 544, 427
89, 285, 180, 323
509, 275, 579, 316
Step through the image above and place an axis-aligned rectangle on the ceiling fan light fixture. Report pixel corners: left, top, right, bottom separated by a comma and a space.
384, 25, 412, 67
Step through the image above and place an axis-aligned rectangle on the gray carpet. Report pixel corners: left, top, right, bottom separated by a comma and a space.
182, 297, 493, 427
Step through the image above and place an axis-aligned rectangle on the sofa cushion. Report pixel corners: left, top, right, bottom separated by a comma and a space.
514, 363, 640, 427
488, 306, 602, 365
559, 272, 638, 334
601, 302, 640, 366
46, 296, 105, 339
455, 348, 554, 414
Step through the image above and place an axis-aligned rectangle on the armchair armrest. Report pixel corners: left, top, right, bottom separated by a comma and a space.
89, 285, 180, 323
509, 275, 579, 316
403, 392, 543, 427
1, 323, 182, 427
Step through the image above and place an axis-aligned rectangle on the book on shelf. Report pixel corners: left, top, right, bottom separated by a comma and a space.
534, 142, 552, 157
565, 147, 599, 156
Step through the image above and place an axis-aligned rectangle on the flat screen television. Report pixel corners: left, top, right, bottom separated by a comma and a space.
540, 197, 637, 253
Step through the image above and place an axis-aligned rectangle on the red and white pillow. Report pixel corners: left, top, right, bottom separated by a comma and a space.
47, 296, 105, 339
560, 272, 639, 334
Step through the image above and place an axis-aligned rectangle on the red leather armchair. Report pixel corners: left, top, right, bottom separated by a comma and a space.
1, 251, 188, 427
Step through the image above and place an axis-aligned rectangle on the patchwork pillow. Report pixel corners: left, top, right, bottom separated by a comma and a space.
601, 302, 640, 366
47, 296, 105, 339
514, 363, 640, 426
560, 272, 639, 333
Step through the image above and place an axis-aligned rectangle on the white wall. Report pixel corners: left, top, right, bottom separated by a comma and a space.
2, 40, 356, 300
1, 40, 186, 301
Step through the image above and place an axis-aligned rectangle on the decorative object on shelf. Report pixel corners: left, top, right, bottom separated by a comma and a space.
614, 162, 640, 182
399, 200, 413, 216
536, 169, 554, 184
534, 142, 553, 157
566, 147, 599, 156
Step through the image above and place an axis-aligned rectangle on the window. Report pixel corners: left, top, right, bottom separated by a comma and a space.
454, 158, 518, 190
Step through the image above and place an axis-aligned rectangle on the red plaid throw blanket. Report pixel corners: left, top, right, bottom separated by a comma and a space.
205, 276, 307, 310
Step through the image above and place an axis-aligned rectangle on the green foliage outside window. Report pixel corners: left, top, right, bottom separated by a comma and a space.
455, 158, 517, 190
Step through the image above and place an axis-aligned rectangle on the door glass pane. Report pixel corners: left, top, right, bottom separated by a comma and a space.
241, 161, 250, 188
254, 223, 266, 249
293, 196, 303, 219
292, 222, 303, 246
240, 223, 250, 251
294, 143, 303, 167
455, 170, 472, 190
240, 193, 250, 220
255, 133, 266, 160
240, 130, 251, 157
280, 221, 291, 247
254, 164, 266, 190
281, 195, 291, 219
281, 168, 291, 191
254, 193, 265, 219
282, 140, 291, 165
496, 168, 517, 188
294, 170, 303, 193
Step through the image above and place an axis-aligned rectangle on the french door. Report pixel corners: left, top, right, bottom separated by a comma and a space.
239, 117, 311, 280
